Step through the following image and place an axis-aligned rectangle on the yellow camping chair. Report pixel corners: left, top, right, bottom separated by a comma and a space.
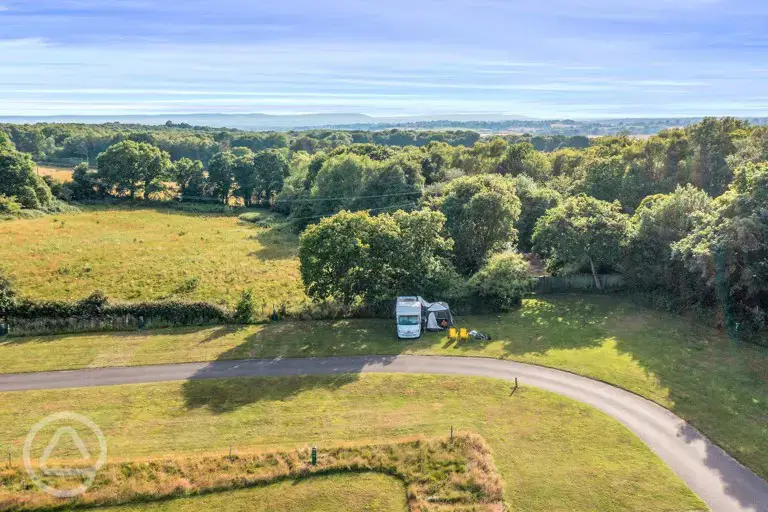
448, 327, 458, 340
459, 328, 468, 341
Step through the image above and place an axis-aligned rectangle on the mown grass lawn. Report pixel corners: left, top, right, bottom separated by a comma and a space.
3, 295, 766, 482
0, 374, 705, 511
103, 473, 407, 512
0, 205, 305, 307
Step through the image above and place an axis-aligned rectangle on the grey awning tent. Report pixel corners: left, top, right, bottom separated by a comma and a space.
419, 298, 453, 331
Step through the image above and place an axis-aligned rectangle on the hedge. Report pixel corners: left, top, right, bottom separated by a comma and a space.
3, 291, 231, 337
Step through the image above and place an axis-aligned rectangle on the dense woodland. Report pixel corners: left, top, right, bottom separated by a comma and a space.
1, 118, 767, 341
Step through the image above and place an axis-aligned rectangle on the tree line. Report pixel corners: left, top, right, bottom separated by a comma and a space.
2, 117, 767, 340
0, 122, 481, 165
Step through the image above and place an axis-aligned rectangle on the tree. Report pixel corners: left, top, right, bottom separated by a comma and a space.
513, 175, 562, 251
207, 151, 236, 205
624, 185, 713, 296
172, 158, 205, 199
310, 153, 371, 217
96, 140, 170, 200
532, 195, 630, 289
438, 174, 521, 274
498, 142, 551, 180
353, 156, 422, 212
0, 144, 53, 209
70, 162, 103, 200
673, 162, 768, 338
420, 141, 454, 184
468, 252, 534, 312
687, 117, 747, 196
273, 152, 311, 215
231, 149, 257, 207
299, 209, 455, 307
579, 155, 626, 204
253, 149, 290, 204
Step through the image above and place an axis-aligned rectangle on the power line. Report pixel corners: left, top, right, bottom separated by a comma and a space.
286, 202, 419, 222
69, 173, 423, 206
272, 190, 420, 204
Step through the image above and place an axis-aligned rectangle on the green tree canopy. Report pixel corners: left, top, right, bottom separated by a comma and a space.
438, 174, 521, 275
207, 151, 236, 204
673, 162, 768, 337
299, 209, 455, 307
172, 157, 205, 199
0, 144, 53, 209
96, 140, 171, 200
624, 185, 713, 296
532, 195, 630, 289
513, 175, 562, 251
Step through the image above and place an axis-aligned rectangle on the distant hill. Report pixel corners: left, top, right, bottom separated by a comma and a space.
0, 112, 533, 131
1, 112, 765, 135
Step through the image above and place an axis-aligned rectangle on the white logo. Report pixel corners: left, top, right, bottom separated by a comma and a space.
23, 412, 107, 497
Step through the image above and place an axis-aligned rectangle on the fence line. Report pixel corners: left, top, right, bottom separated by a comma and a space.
533, 274, 625, 294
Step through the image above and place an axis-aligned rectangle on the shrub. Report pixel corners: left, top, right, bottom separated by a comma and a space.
0, 194, 21, 214
0, 272, 16, 319
233, 289, 255, 323
468, 252, 534, 312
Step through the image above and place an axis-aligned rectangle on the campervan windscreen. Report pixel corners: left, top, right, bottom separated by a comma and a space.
397, 315, 420, 326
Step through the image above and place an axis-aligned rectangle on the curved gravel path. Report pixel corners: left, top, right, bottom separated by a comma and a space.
1, 355, 766, 512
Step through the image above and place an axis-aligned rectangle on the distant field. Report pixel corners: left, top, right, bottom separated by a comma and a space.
0, 205, 305, 307
103, 473, 407, 512
0, 374, 704, 511
36, 164, 74, 182
105, 473, 407, 512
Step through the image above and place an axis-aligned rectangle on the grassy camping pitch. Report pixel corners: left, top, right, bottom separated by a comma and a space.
0, 374, 705, 511
2, 296, 766, 482
0, 205, 304, 307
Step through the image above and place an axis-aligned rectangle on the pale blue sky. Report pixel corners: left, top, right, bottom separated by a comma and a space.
1, 0, 767, 118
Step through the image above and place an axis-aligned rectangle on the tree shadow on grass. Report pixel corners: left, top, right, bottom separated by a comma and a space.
606, 304, 768, 483
246, 227, 299, 261
447, 294, 609, 356
182, 373, 362, 414
0, 324, 247, 347
181, 319, 404, 414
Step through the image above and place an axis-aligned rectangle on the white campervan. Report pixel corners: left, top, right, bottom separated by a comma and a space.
395, 296, 422, 339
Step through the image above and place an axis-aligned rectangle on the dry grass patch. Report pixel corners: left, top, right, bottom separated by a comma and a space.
37, 166, 73, 183
0, 434, 503, 512
105, 473, 407, 512
0, 205, 305, 306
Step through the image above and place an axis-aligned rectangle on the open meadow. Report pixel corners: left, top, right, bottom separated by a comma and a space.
0, 205, 305, 307
0, 374, 705, 511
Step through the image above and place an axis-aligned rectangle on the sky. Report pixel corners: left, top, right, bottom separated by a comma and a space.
1, 0, 767, 118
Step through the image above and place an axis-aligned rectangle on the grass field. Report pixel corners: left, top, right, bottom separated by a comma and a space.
0, 374, 705, 511
37, 164, 74, 182
103, 473, 407, 512
3, 295, 766, 482
0, 205, 305, 306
